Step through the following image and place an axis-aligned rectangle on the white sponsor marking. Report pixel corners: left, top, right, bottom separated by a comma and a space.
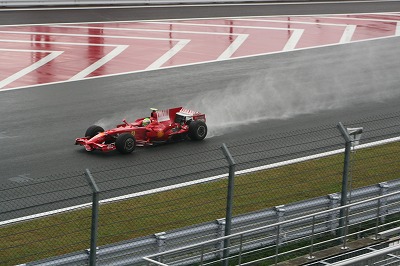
1, 136, 399, 226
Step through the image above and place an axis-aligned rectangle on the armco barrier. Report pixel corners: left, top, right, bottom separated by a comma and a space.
24, 178, 400, 266
1, 0, 272, 7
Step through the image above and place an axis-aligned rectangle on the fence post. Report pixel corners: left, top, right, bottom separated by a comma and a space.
336, 122, 362, 245
84, 169, 100, 266
155, 232, 167, 263
327, 193, 340, 235
378, 182, 389, 223
274, 205, 285, 266
221, 143, 236, 266
274, 205, 286, 245
216, 218, 226, 259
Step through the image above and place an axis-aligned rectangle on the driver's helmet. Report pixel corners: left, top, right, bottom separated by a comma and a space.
142, 117, 151, 126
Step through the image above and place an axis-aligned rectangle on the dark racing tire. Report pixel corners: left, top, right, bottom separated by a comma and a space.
85, 125, 104, 138
188, 120, 207, 140
115, 133, 136, 154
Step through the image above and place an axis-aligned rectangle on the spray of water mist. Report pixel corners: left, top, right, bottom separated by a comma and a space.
186, 43, 400, 137
94, 41, 399, 138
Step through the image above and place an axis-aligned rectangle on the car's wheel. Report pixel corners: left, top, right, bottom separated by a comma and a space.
188, 120, 207, 140
85, 125, 104, 138
115, 133, 136, 154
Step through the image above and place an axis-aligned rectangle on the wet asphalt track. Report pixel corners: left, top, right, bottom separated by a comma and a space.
0, 2, 400, 219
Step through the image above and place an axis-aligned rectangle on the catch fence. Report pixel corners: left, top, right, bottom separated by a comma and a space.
0, 111, 399, 265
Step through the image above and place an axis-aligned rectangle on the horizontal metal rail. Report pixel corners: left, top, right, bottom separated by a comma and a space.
1, 0, 285, 7
143, 188, 400, 265
330, 244, 400, 266
24, 178, 400, 265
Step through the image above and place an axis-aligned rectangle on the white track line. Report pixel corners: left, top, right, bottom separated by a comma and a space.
0, 30, 186, 42
0, 1, 399, 12
2, 34, 398, 94
396, 22, 400, 36
0, 50, 63, 89
236, 18, 357, 27
283, 29, 304, 51
0, 38, 124, 47
69, 45, 129, 81
0, 25, 250, 79
323, 16, 400, 37
146, 40, 190, 70
1, 136, 399, 226
145, 21, 310, 52
0, 30, 189, 82
324, 15, 400, 23
339, 25, 357, 43
1, 12, 399, 27
217, 34, 249, 60
53, 24, 250, 61
233, 18, 358, 47
1, 13, 399, 93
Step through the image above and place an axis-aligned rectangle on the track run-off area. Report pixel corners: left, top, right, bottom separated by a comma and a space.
0, 12, 400, 90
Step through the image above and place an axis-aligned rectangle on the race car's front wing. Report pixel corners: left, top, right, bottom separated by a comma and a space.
75, 138, 116, 152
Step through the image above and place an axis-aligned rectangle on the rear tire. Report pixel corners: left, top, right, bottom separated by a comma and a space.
85, 125, 104, 138
115, 133, 136, 154
188, 120, 207, 140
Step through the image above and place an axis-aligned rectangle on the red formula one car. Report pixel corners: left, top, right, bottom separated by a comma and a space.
75, 107, 207, 154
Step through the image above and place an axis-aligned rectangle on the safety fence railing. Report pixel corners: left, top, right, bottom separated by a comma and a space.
12, 178, 400, 266
0, 0, 271, 7
142, 189, 400, 266
1, 112, 399, 265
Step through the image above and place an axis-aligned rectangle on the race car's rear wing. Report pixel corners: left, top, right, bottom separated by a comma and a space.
156, 107, 205, 123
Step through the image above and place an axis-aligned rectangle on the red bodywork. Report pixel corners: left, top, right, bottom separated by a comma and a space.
75, 107, 206, 152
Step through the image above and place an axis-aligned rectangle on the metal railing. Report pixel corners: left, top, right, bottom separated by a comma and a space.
143, 189, 400, 266
0, 0, 272, 7
21, 178, 400, 265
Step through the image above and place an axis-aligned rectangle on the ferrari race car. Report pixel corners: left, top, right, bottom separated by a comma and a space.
75, 107, 207, 154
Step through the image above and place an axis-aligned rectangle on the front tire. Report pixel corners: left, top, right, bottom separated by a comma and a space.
188, 120, 207, 140
115, 133, 136, 154
85, 125, 104, 138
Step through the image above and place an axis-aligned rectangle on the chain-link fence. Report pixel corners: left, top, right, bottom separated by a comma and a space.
1, 111, 399, 265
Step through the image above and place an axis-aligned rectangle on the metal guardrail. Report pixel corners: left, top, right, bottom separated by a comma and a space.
24, 178, 400, 266
143, 185, 400, 266
0, 0, 275, 7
